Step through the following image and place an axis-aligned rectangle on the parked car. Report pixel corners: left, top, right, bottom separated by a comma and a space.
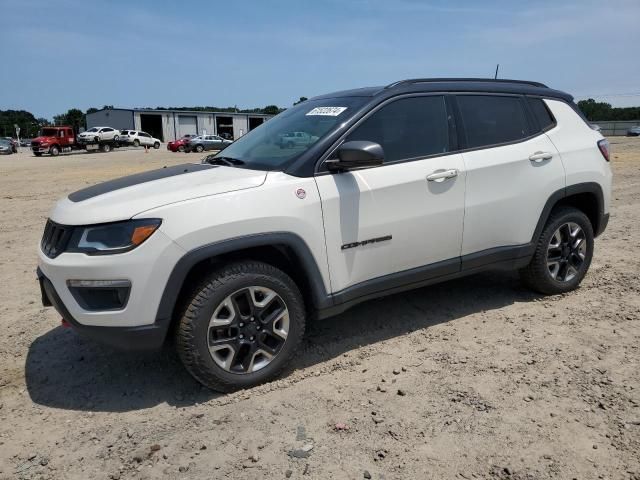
167, 134, 199, 152
37, 78, 612, 392
78, 127, 120, 143
119, 130, 161, 148
279, 131, 319, 148
20, 138, 32, 147
3, 137, 18, 153
627, 126, 640, 137
0, 138, 13, 155
185, 135, 232, 153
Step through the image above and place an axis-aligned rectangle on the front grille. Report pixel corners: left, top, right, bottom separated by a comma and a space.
41, 220, 73, 258
31, 141, 40, 148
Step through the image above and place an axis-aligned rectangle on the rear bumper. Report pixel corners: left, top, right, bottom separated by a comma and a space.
37, 268, 168, 350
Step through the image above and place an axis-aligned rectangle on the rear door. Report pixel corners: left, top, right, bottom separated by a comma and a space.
315, 95, 466, 294
455, 94, 564, 256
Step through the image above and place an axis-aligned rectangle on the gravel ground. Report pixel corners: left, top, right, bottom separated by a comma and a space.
0, 140, 639, 480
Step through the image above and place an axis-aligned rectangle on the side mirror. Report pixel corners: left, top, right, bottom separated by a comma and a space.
326, 141, 384, 172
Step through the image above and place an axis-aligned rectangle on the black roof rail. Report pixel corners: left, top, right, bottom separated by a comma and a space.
385, 78, 548, 89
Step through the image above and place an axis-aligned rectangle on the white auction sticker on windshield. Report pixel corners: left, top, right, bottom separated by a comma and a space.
306, 107, 347, 116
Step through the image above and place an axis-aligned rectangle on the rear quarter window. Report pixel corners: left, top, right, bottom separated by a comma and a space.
457, 95, 530, 149
528, 98, 556, 131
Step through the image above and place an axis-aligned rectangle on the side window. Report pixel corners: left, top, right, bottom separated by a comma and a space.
103, 127, 113, 132
528, 97, 556, 131
457, 95, 530, 148
345, 96, 449, 163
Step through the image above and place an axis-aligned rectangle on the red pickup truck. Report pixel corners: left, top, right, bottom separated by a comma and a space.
31, 126, 119, 156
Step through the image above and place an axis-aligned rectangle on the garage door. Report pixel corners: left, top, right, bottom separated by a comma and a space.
177, 116, 197, 137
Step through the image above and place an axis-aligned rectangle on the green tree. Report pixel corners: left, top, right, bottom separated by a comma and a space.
0, 109, 39, 137
262, 105, 282, 115
577, 99, 612, 121
53, 108, 85, 133
577, 98, 640, 121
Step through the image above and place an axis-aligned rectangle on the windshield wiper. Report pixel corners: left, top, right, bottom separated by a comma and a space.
203, 155, 245, 167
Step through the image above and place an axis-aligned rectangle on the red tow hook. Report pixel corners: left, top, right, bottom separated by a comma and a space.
61, 319, 71, 328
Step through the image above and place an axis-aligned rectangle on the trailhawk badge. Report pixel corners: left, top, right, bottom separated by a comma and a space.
295, 188, 306, 199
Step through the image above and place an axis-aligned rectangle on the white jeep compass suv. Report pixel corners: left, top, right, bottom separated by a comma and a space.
38, 78, 612, 392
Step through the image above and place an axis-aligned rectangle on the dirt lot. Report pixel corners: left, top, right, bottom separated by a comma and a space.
0, 140, 639, 480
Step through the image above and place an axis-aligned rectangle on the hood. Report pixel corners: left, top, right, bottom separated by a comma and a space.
49, 163, 267, 225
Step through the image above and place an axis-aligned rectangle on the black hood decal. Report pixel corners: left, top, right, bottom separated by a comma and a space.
68, 163, 216, 202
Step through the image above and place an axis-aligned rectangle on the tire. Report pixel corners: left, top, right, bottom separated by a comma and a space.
195, 144, 204, 153
176, 261, 306, 392
133, 139, 140, 147
178, 145, 185, 152
101, 143, 111, 153
520, 206, 594, 295
154, 142, 160, 149
50, 145, 59, 157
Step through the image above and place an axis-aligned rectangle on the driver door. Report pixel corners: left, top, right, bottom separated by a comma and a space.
315, 95, 466, 295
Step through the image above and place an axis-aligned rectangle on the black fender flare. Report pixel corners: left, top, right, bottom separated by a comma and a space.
532, 182, 606, 242
154, 232, 331, 332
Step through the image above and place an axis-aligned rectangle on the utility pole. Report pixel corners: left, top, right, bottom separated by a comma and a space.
494, 64, 500, 79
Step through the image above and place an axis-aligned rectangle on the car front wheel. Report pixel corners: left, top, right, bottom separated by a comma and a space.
176, 261, 306, 392
520, 206, 594, 294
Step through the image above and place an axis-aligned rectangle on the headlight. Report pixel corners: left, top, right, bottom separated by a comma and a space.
68, 219, 161, 255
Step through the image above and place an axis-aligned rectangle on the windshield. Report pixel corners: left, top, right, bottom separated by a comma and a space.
211, 97, 368, 170
0, 139, 10, 146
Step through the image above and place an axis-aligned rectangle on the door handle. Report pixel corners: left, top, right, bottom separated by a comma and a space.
529, 151, 553, 163
427, 169, 458, 182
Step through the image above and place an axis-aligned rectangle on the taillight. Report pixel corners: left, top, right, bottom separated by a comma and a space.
597, 139, 610, 162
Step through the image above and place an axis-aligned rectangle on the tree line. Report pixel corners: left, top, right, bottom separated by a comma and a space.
576, 99, 640, 122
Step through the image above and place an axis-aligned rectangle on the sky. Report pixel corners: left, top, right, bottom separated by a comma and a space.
1, 0, 639, 119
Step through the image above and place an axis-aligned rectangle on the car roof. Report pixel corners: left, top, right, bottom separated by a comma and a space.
312, 78, 573, 102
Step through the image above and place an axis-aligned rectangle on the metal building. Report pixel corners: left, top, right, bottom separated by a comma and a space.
85, 108, 273, 142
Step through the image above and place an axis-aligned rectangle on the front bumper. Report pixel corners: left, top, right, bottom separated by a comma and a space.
38, 268, 167, 350
37, 228, 186, 350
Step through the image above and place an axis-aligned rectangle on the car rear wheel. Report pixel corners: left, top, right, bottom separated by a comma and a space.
133, 139, 140, 147
50, 145, 59, 157
195, 144, 204, 153
154, 142, 160, 149
101, 143, 111, 153
176, 261, 306, 392
520, 206, 594, 294
178, 145, 185, 152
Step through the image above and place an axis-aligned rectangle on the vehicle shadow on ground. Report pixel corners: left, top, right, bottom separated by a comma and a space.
25, 271, 539, 413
